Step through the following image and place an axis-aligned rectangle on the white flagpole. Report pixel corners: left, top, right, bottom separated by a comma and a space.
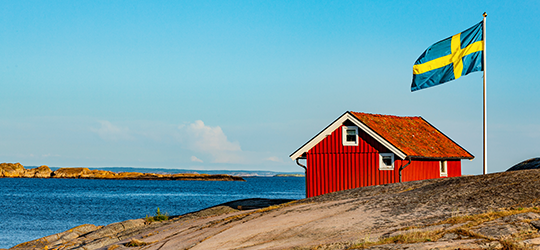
483, 12, 488, 175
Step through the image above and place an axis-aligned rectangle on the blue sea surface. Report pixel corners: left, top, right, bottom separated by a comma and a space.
0, 177, 305, 249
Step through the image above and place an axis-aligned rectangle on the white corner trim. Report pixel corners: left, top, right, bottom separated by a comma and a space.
290, 112, 407, 160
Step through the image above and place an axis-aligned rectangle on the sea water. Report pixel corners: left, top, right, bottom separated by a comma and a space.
0, 177, 305, 248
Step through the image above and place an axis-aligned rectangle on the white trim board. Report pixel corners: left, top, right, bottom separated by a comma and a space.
289, 112, 407, 161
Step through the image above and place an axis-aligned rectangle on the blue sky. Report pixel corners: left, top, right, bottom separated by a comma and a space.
1, 1, 539, 174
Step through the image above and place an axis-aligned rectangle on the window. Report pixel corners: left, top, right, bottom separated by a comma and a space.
342, 126, 358, 146
379, 153, 394, 170
440, 161, 448, 177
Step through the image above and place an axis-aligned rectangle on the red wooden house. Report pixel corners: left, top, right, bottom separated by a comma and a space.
290, 111, 474, 198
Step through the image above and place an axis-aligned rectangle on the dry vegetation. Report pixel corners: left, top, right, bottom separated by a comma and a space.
124, 239, 153, 247
348, 206, 540, 249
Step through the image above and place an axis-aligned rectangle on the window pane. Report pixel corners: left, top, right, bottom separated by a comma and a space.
382, 156, 392, 166
346, 129, 356, 142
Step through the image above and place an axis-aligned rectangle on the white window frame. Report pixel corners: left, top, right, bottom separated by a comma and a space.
342, 126, 358, 146
440, 161, 448, 177
379, 153, 394, 170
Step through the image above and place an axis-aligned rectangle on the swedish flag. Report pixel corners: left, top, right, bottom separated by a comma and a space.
411, 21, 484, 92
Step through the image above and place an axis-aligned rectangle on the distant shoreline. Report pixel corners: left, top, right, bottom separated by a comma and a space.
24, 166, 304, 177
0, 163, 245, 181
273, 174, 305, 177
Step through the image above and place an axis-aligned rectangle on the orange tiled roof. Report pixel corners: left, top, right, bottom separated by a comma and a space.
350, 111, 473, 159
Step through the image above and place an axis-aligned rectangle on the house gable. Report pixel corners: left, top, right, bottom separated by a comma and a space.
308, 124, 389, 155
289, 112, 407, 161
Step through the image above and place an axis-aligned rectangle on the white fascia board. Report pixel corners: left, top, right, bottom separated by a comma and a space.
289, 113, 350, 160
290, 112, 407, 161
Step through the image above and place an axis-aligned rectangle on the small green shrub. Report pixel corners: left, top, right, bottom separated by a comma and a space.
145, 207, 169, 222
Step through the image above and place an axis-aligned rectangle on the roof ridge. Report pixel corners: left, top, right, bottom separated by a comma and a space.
349, 111, 422, 119
349, 111, 473, 159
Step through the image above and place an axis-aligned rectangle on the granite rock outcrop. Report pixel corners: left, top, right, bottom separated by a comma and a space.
507, 157, 540, 171
25, 165, 53, 178
0, 163, 244, 181
51, 167, 92, 178
0, 163, 26, 177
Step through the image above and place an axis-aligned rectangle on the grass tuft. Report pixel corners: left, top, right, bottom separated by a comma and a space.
450, 227, 486, 239
382, 230, 443, 244
440, 207, 540, 227
350, 230, 444, 249
125, 239, 151, 247
145, 207, 169, 222
499, 237, 531, 250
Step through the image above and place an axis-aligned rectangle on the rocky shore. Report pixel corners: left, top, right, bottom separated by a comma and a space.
0, 163, 245, 181
10, 168, 540, 249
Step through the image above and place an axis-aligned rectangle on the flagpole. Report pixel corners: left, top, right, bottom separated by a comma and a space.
482, 12, 487, 175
